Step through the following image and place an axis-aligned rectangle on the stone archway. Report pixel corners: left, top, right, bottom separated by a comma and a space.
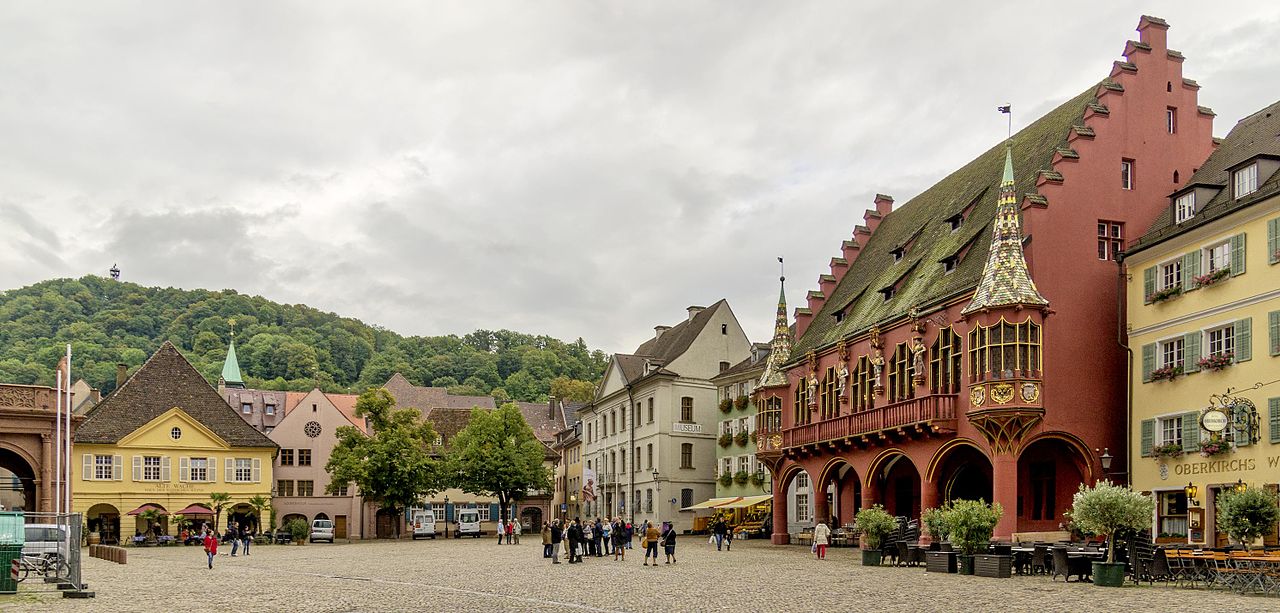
770, 462, 815, 544
0, 447, 36, 512
928, 441, 993, 505
521, 507, 542, 532
868, 450, 921, 520
816, 458, 860, 528
1017, 435, 1089, 532
87, 503, 121, 545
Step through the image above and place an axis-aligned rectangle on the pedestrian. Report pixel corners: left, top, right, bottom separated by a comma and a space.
593, 518, 603, 557
240, 523, 252, 556
229, 522, 240, 556
513, 518, 521, 545
612, 518, 626, 562
726, 525, 734, 551
202, 528, 217, 569
813, 521, 830, 560
541, 522, 552, 558
601, 519, 612, 555
496, 518, 505, 545
582, 520, 594, 557
505, 518, 514, 544
642, 521, 661, 566
567, 519, 582, 563
661, 521, 677, 564
550, 520, 563, 564
712, 517, 727, 551
624, 521, 633, 549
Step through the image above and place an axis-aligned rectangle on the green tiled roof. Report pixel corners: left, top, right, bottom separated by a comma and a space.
791, 85, 1098, 357
220, 340, 244, 387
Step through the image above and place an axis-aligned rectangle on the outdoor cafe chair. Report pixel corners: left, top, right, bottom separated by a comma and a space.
1029, 545, 1049, 576
895, 541, 910, 567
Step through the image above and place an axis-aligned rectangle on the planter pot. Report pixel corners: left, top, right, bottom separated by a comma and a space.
861, 549, 882, 566
957, 555, 975, 575
1092, 562, 1126, 587
939, 542, 953, 552
294, 540, 305, 545
925, 551, 957, 573
87, 531, 101, 546
974, 554, 1012, 578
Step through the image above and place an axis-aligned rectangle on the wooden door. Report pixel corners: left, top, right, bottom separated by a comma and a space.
1210, 487, 1230, 548
335, 515, 348, 539
376, 510, 396, 538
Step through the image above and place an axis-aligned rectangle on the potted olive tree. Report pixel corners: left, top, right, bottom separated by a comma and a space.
854, 505, 896, 566
945, 499, 1002, 575
921, 504, 951, 550
287, 518, 309, 545
1065, 480, 1154, 587
1217, 486, 1280, 552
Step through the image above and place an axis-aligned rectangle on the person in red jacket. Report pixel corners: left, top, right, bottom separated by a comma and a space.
203, 528, 218, 569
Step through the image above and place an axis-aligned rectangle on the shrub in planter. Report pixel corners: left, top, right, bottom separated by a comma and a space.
1147, 285, 1182, 303
1216, 486, 1280, 552
734, 396, 750, 410
921, 504, 951, 544
1193, 267, 1229, 286
1151, 442, 1183, 460
734, 470, 749, 485
1150, 365, 1182, 382
718, 433, 733, 448
1199, 438, 1231, 457
287, 518, 309, 544
719, 398, 733, 413
734, 431, 749, 446
944, 499, 1002, 575
1197, 352, 1233, 371
1065, 480, 1154, 587
718, 472, 734, 487
854, 505, 896, 566
750, 473, 765, 487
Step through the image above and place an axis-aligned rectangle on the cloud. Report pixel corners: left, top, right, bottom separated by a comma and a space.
2, 2, 1278, 354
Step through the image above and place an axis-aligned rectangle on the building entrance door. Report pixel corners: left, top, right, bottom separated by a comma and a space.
1209, 486, 1230, 548
335, 515, 348, 539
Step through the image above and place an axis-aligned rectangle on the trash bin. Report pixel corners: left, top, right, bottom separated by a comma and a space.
0, 511, 24, 594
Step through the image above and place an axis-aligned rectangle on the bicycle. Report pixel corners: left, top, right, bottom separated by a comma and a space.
16, 553, 70, 582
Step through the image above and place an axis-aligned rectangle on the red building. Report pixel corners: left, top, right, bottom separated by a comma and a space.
755, 16, 1216, 541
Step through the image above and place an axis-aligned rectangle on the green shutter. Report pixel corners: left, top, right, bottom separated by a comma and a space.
1235, 318, 1252, 362
1268, 218, 1279, 265
1234, 403, 1252, 447
1183, 332, 1201, 373
1270, 398, 1280, 444
1270, 310, 1280, 357
1230, 233, 1246, 275
1141, 343, 1156, 382
1182, 412, 1201, 451
1140, 419, 1155, 457
1143, 266, 1156, 304
1183, 251, 1201, 290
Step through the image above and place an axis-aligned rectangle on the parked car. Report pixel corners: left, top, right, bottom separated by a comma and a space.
454, 510, 481, 538
412, 510, 436, 540
23, 525, 69, 559
309, 519, 335, 543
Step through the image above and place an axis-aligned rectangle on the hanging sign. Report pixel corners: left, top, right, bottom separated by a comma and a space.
1200, 409, 1229, 433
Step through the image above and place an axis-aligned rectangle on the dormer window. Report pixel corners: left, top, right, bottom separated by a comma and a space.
890, 247, 905, 263
1174, 192, 1195, 223
1234, 163, 1258, 198
880, 287, 896, 301
941, 256, 958, 274
945, 214, 964, 232
834, 310, 845, 323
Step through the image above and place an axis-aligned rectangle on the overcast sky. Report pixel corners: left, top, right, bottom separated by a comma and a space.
2, 2, 1278, 355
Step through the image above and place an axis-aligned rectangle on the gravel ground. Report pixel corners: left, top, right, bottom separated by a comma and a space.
1, 538, 1275, 612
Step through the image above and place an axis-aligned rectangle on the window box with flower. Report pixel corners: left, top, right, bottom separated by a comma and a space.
1197, 352, 1233, 371
1150, 365, 1183, 382
719, 398, 733, 413
734, 396, 750, 411
734, 431, 749, 446
1199, 438, 1231, 457
1151, 442, 1183, 460
718, 472, 734, 487
717, 433, 732, 448
1147, 285, 1182, 304
1193, 268, 1230, 287
734, 470, 749, 485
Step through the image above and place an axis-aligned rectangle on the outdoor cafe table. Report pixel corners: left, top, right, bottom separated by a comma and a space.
1232, 556, 1280, 595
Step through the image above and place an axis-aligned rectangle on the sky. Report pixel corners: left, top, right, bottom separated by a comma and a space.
2, 2, 1279, 355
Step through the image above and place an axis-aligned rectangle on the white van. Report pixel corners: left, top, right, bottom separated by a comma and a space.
309, 519, 335, 543
454, 509, 481, 538
412, 509, 436, 539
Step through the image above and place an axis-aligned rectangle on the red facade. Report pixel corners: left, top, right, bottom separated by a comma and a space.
756, 16, 1215, 541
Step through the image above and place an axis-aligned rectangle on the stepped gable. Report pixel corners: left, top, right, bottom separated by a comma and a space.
76, 341, 277, 448
791, 84, 1100, 357
1131, 99, 1280, 251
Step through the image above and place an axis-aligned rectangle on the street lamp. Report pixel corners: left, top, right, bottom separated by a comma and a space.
444, 495, 450, 538
1183, 483, 1199, 507
1095, 447, 1124, 481
1233, 479, 1247, 493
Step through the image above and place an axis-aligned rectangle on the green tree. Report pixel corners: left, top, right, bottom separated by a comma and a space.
209, 492, 232, 533
1066, 480, 1154, 563
247, 494, 271, 533
550, 376, 596, 402
1216, 486, 1280, 552
325, 388, 442, 539
445, 403, 552, 522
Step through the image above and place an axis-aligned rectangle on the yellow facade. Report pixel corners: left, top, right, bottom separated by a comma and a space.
1127, 191, 1280, 547
73, 407, 274, 542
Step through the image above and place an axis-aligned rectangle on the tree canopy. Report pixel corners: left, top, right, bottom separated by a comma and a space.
0, 276, 607, 400
325, 388, 443, 537
445, 403, 553, 521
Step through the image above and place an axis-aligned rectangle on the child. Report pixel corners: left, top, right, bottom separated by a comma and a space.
202, 529, 218, 569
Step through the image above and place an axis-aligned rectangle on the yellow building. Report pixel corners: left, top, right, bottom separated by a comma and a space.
73, 342, 277, 542
1126, 100, 1280, 548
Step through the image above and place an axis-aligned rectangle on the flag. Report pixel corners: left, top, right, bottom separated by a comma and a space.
777, 257, 783, 263
997, 104, 1011, 114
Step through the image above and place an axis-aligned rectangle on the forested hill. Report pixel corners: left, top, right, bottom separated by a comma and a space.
0, 276, 607, 402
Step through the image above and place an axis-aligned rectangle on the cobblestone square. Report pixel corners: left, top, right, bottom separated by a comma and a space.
3, 539, 1276, 612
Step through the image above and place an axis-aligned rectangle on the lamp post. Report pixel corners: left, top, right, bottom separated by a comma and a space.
1095, 447, 1125, 483
1184, 483, 1199, 507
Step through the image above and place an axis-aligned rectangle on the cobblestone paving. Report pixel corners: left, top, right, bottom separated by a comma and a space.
2, 538, 1276, 612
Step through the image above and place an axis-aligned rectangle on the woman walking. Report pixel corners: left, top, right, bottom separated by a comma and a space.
642, 521, 661, 566
661, 522, 677, 564
202, 528, 218, 569
541, 521, 552, 558
813, 521, 830, 560
612, 518, 627, 561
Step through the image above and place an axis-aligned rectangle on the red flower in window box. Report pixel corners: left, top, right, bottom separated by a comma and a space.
1197, 352, 1233, 371
1150, 365, 1183, 382
1193, 268, 1229, 286
1147, 285, 1183, 304
1198, 438, 1231, 457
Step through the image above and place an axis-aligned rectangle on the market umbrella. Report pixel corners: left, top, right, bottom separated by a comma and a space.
174, 504, 214, 516
125, 504, 167, 516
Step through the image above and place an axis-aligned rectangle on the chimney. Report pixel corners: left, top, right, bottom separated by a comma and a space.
686, 306, 706, 321
115, 363, 127, 389
654, 325, 671, 339
548, 395, 558, 421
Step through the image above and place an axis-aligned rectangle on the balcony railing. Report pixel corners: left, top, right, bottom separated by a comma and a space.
781, 394, 959, 448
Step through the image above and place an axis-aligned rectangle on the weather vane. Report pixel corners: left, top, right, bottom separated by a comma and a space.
998, 103, 1012, 139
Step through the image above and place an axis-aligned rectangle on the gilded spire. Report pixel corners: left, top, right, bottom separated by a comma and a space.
758, 264, 793, 388
962, 144, 1048, 315
221, 321, 245, 388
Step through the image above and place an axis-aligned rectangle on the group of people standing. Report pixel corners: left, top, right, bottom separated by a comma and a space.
494, 518, 521, 544
539, 518, 677, 565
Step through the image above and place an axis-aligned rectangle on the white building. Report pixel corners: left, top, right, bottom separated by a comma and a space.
578, 300, 751, 532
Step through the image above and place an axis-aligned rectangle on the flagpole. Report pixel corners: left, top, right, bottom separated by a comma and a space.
65, 343, 73, 515
54, 366, 62, 514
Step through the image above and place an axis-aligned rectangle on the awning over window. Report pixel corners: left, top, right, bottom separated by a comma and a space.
680, 495, 772, 511
680, 497, 737, 511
